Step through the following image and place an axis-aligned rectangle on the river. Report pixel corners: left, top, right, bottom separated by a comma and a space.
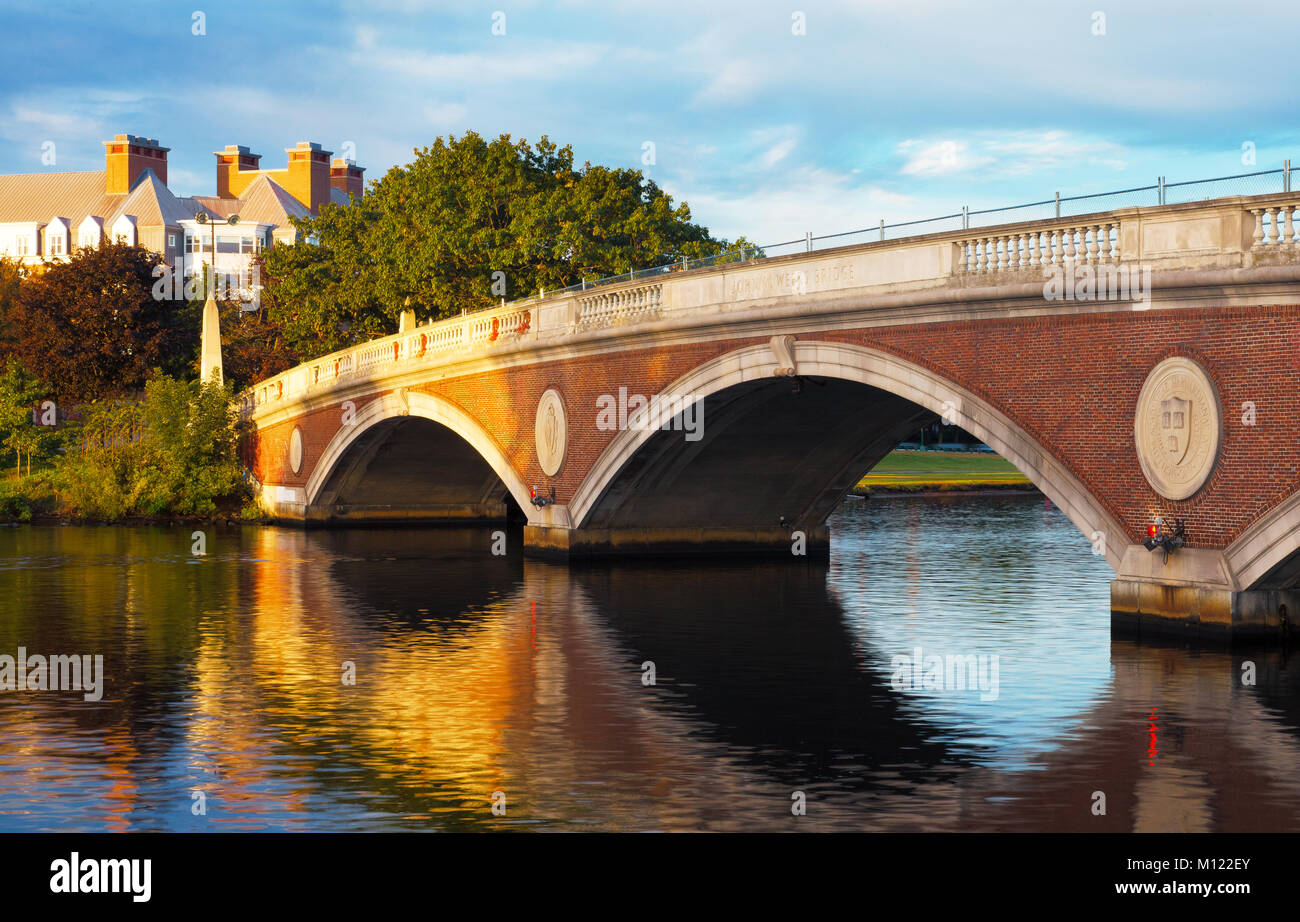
0, 492, 1296, 832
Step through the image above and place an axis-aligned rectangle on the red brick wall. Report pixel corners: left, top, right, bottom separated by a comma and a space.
251, 304, 1300, 549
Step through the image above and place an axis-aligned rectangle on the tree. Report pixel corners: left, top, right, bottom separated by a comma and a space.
0, 362, 57, 476
0, 257, 23, 337
217, 288, 298, 391
56, 373, 249, 520
4, 243, 197, 403
261, 131, 758, 358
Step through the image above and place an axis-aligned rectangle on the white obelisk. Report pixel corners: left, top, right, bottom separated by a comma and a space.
200, 286, 223, 386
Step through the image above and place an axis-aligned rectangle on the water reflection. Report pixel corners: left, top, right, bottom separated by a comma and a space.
0, 494, 1295, 831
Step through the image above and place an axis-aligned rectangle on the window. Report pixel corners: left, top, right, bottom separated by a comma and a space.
15, 237, 29, 256
240, 237, 257, 254
185, 234, 209, 254
216, 236, 240, 254
50, 235, 63, 256
168, 233, 176, 249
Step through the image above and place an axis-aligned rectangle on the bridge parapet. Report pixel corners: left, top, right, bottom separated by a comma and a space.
242, 192, 1300, 421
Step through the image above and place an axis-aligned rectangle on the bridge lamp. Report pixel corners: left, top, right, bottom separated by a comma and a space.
1142, 515, 1186, 562
530, 486, 556, 508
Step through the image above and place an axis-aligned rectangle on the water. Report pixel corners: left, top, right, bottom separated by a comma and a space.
0, 493, 1297, 832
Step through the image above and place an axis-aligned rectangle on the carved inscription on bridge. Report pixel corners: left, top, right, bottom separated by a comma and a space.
723, 246, 944, 304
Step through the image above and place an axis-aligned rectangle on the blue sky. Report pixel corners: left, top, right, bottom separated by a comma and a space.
2, 0, 1297, 244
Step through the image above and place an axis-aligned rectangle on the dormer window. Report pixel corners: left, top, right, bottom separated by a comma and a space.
78, 215, 103, 250
46, 218, 69, 258
111, 214, 137, 246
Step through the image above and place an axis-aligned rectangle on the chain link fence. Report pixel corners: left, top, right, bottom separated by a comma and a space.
541, 163, 1295, 301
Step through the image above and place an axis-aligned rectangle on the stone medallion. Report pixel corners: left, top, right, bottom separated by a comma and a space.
288, 426, 304, 475
1134, 357, 1220, 500
535, 389, 567, 477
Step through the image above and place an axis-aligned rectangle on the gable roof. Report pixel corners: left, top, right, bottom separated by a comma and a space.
0, 171, 121, 227
236, 174, 312, 224
106, 169, 195, 227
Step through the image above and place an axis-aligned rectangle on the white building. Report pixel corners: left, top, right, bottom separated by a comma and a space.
0, 133, 364, 302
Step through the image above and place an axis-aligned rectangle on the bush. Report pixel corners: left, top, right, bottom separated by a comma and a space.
54, 374, 250, 520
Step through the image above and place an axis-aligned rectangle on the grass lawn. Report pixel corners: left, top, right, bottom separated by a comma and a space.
855, 449, 1033, 493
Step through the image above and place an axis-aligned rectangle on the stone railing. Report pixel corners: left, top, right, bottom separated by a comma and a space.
577, 282, 663, 327
243, 192, 1300, 417
1248, 202, 1299, 249
955, 222, 1120, 272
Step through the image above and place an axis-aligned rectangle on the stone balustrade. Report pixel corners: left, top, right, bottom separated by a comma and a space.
956, 222, 1119, 272
243, 192, 1300, 417
1248, 202, 1299, 249
577, 282, 663, 326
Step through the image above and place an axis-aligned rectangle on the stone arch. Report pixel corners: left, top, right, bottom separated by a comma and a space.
305, 389, 534, 521
569, 340, 1126, 571
1224, 490, 1300, 590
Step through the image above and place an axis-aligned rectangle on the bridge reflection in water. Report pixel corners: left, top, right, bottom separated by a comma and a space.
0, 494, 1296, 831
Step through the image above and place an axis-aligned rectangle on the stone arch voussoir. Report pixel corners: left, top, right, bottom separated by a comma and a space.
568, 340, 1126, 571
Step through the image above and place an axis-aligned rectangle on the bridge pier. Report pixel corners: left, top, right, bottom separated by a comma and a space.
523, 524, 829, 561
1110, 545, 1298, 642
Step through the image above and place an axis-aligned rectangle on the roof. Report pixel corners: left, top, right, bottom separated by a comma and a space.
237, 175, 312, 223
190, 175, 311, 227
0, 167, 323, 234
107, 169, 196, 227
0, 170, 122, 227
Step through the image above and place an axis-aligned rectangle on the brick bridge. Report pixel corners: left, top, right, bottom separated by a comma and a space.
242, 192, 1300, 639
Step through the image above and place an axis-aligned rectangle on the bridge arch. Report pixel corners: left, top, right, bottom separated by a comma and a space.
569, 340, 1126, 571
305, 389, 534, 523
1225, 490, 1300, 591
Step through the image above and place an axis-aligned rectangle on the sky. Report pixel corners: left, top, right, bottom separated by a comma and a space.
1, 0, 1297, 246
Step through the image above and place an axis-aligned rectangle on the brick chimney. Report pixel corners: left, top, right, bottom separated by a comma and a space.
104, 134, 169, 194
283, 142, 333, 213
214, 144, 262, 199
330, 157, 365, 200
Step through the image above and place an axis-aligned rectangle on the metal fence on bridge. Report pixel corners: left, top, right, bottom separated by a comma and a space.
537, 161, 1296, 298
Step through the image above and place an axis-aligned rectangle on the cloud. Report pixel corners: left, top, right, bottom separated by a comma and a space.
898, 132, 1128, 178
355, 42, 608, 86
692, 59, 765, 106
667, 165, 922, 245
898, 139, 989, 177
757, 137, 798, 169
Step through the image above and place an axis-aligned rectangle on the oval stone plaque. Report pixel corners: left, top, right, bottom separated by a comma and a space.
1134, 357, 1220, 501
535, 389, 567, 477
288, 426, 304, 475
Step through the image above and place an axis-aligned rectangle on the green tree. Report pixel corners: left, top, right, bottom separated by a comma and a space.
3, 243, 198, 403
0, 362, 57, 476
56, 373, 249, 520
262, 132, 758, 358
135, 376, 247, 515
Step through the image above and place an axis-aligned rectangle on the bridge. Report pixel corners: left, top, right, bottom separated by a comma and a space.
241, 191, 1300, 640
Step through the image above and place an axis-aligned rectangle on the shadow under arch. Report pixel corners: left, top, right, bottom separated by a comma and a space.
305, 389, 533, 525
569, 340, 1125, 571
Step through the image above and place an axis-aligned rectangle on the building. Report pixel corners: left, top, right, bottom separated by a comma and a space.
0, 133, 364, 301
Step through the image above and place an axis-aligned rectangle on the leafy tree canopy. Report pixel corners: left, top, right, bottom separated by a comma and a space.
262, 132, 757, 358
3, 243, 197, 403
